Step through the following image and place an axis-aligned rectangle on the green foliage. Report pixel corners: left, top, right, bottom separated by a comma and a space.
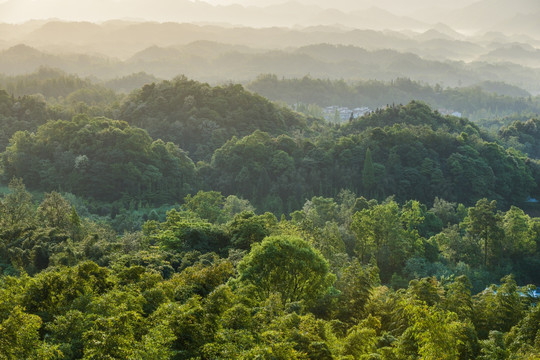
341, 317, 379, 358
207, 102, 536, 210
478, 331, 509, 360
473, 275, 526, 339
464, 199, 503, 268
147, 209, 230, 254
0, 177, 35, 230
362, 148, 376, 198
2, 75, 540, 359
82, 311, 143, 359
444, 275, 474, 320
500, 118, 540, 158
0, 67, 103, 100
120, 76, 305, 161
334, 259, 379, 323
405, 302, 466, 360
0, 183, 95, 274
0, 90, 49, 151
38, 191, 72, 230
166, 258, 235, 301
0, 194, 538, 358
184, 190, 225, 224
506, 300, 540, 356
351, 199, 422, 281
228, 211, 273, 250
248, 75, 540, 122
1, 115, 196, 204
0, 305, 44, 360
237, 235, 335, 306
103, 72, 161, 93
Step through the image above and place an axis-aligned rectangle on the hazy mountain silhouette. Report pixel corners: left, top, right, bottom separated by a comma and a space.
4, 41, 540, 94
441, 0, 540, 33
479, 43, 540, 68
495, 12, 540, 36
416, 29, 455, 42
2, 0, 540, 40
2, 16, 540, 93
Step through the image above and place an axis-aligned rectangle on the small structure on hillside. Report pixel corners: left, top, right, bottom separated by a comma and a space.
323, 106, 370, 122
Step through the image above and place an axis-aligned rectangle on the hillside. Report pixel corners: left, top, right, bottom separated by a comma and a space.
118, 76, 307, 161
3, 82, 537, 213
248, 75, 540, 121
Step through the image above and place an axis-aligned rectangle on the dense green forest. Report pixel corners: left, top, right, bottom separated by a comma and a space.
1, 71, 540, 359
1, 182, 540, 358
3, 91, 537, 212
248, 75, 540, 122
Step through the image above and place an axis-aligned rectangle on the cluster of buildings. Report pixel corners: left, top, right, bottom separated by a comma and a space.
320, 105, 463, 123
323, 106, 371, 122
437, 108, 463, 118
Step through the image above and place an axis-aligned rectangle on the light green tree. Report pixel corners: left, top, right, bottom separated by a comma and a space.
237, 235, 335, 306
0, 178, 35, 229
184, 190, 225, 223
37, 191, 72, 230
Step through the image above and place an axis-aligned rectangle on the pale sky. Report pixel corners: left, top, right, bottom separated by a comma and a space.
0, 0, 481, 23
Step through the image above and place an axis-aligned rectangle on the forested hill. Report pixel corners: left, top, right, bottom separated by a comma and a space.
0, 69, 123, 151
247, 75, 540, 121
1, 115, 196, 203
205, 103, 536, 212
342, 100, 480, 134
119, 76, 307, 161
499, 118, 540, 159
2, 89, 538, 213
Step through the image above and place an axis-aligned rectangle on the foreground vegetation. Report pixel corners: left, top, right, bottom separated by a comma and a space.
1, 181, 540, 359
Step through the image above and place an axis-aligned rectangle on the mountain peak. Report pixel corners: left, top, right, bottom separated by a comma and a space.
3, 44, 42, 57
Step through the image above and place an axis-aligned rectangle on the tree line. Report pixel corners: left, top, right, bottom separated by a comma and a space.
248, 74, 540, 122
2, 99, 538, 215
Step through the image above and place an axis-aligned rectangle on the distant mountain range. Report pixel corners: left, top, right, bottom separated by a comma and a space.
2, 41, 540, 94
0, 0, 427, 29
1, 20, 538, 61
478, 43, 540, 68
438, 0, 540, 33
1, 0, 540, 38
1, 2, 540, 93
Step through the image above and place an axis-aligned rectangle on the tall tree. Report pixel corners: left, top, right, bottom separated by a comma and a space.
37, 192, 71, 230
464, 199, 503, 268
362, 148, 376, 198
0, 178, 34, 229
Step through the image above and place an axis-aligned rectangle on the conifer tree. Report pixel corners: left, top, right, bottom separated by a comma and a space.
362, 148, 376, 198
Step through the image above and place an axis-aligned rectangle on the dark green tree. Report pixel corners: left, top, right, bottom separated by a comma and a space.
362, 148, 376, 198
464, 199, 503, 268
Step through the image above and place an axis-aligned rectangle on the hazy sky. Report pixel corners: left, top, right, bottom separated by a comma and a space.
210, 0, 479, 11
0, 0, 481, 23
197, 0, 478, 8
